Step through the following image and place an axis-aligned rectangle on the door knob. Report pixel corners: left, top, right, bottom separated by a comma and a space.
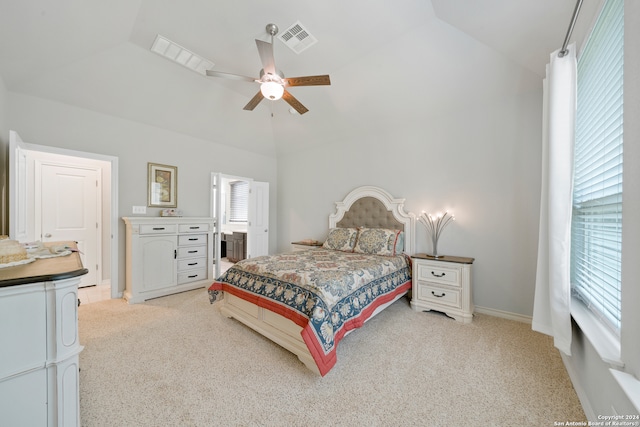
44, 233, 52, 238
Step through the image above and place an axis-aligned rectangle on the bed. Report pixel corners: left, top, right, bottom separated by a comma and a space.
208, 186, 415, 376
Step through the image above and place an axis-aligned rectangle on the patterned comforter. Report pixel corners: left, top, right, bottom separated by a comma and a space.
208, 249, 412, 376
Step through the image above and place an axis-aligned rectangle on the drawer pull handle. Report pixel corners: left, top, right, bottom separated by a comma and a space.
188, 262, 198, 266
188, 274, 198, 278
431, 271, 446, 278
189, 226, 200, 229
188, 250, 198, 253
431, 291, 446, 298
188, 238, 198, 241
153, 227, 165, 230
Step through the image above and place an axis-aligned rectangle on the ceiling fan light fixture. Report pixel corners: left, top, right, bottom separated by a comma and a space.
260, 81, 284, 100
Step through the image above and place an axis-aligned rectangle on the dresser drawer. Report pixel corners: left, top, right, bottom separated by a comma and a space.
177, 268, 207, 285
177, 245, 207, 259
177, 257, 207, 271
416, 263, 460, 287
179, 223, 210, 233
416, 283, 461, 308
178, 234, 207, 246
139, 224, 178, 235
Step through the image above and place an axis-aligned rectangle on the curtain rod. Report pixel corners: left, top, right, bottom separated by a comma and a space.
558, 0, 584, 57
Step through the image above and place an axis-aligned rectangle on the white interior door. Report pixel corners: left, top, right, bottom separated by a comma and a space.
247, 181, 269, 258
211, 172, 222, 278
40, 164, 99, 287
9, 131, 28, 241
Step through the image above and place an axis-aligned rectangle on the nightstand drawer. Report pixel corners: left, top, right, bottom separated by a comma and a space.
417, 284, 461, 308
416, 263, 460, 287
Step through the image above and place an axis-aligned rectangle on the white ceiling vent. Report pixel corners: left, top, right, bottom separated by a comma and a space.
151, 35, 214, 76
278, 21, 318, 54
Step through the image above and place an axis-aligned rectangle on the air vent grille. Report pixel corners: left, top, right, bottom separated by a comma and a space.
151, 35, 214, 76
278, 21, 317, 54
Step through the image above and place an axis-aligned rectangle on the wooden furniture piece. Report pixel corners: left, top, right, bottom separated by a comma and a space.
122, 217, 214, 303
0, 242, 87, 427
226, 232, 246, 263
410, 254, 474, 323
290, 240, 324, 251
212, 186, 415, 374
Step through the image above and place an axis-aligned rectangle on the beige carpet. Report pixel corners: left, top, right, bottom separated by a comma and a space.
78, 289, 585, 426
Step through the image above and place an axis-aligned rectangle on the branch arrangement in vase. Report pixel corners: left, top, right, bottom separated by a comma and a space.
418, 211, 455, 258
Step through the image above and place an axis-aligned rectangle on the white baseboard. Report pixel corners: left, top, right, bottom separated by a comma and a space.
561, 352, 597, 420
474, 305, 532, 324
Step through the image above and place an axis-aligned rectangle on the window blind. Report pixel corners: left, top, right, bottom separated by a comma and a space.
571, 0, 623, 332
229, 181, 249, 223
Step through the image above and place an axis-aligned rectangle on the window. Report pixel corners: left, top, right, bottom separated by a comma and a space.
571, 0, 624, 333
229, 180, 249, 223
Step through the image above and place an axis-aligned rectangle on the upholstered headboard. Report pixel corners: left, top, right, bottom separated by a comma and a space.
335, 197, 405, 230
329, 186, 415, 255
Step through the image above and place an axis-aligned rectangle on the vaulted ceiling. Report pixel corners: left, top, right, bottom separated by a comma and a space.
0, 0, 601, 156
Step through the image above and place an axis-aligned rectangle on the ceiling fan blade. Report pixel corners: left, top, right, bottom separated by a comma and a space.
255, 39, 276, 75
284, 75, 331, 87
282, 90, 309, 115
206, 70, 256, 83
243, 91, 265, 111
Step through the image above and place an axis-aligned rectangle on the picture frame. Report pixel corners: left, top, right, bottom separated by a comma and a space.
148, 163, 177, 208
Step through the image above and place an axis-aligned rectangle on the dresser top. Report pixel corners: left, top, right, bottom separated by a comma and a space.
0, 241, 88, 288
122, 216, 214, 224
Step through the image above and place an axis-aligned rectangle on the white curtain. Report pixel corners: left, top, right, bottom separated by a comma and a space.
532, 44, 576, 356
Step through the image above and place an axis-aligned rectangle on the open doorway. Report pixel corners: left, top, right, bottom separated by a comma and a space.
211, 173, 269, 278
9, 130, 119, 301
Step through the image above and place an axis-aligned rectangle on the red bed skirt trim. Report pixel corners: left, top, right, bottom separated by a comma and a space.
209, 279, 412, 376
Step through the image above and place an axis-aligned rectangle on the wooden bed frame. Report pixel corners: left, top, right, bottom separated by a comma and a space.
217, 186, 415, 374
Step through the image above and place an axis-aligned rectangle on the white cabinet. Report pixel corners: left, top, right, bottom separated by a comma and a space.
123, 217, 214, 303
0, 277, 83, 427
140, 235, 177, 292
410, 254, 474, 323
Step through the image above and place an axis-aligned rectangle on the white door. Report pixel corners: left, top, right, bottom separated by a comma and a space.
40, 164, 99, 287
8, 131, 28, 241
211, 172, 222, 278
247, 181, 269, 259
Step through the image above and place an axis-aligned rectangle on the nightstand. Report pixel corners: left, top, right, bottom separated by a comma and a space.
291, 241, 324, 252
410, 254, 474, 323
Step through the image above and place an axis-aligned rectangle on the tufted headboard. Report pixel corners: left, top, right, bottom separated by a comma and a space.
335, 197, 404, 230
329, 186, 415, 255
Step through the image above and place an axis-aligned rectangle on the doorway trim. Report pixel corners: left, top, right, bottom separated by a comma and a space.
12, 141, 119, 298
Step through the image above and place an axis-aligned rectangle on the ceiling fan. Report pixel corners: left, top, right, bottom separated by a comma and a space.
206, 23, 330, 115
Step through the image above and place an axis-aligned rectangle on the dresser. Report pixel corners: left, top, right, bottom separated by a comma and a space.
122, 217, 214, 303
0, 243, 87, 427
410, 254, 474, 323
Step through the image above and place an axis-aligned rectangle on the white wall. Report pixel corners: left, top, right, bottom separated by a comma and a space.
7, 92, 279, 293
277, 18, 543, 317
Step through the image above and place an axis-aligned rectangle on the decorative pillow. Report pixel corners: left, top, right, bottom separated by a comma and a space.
353, 227, 402, 256
323, 228, 359, 252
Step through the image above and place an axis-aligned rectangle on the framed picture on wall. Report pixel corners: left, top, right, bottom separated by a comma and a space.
148, 163, 177, 208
